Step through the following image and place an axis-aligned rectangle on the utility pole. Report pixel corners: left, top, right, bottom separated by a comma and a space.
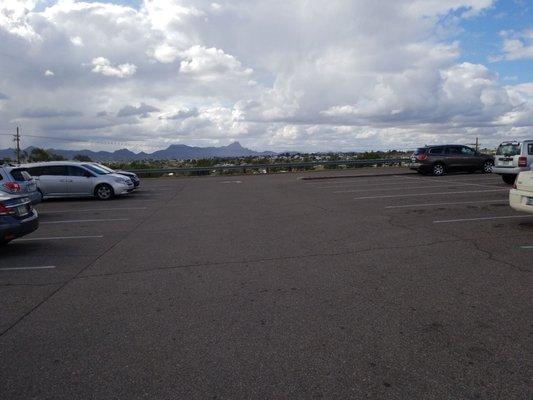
14, 126, 21, 164
475, 137, 479, 152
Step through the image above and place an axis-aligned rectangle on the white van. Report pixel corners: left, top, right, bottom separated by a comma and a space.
492, 140, 533, 184
19, 161, 134, 200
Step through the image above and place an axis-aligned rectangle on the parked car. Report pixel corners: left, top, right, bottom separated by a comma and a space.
90, 163, 140, 188
409, 145, 494, 176
18, 161, 134, 200
0, 164, 41, 205
0, 192, 39, 244
509, 169, 533, 214
492, 140, 533, 184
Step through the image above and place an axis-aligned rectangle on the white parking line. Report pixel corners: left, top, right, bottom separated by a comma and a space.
353, 189, 508, 200
334, 183, 479, 194
434, 215, 533, 224
41, 218, 129, 225
15, 235, 104, 242
41, 207, 148, 214
0, 266, 56, 271
385, 199, 508, 209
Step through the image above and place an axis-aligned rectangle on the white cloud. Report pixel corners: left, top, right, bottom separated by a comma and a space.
0, 0, 530, 152
70, 36, 83, 46
0, 0, 39, 40
495, 30, 533, 61
44, 69, 54, 76
91, 57, 137, 78
179, 45, 253, 81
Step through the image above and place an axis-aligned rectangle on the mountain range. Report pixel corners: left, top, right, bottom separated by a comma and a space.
0, 142, 276, 162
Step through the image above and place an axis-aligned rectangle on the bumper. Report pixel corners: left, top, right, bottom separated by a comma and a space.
493, 166, 526, 176
26, 191, 42, 205
0, 211, 39, 242
509, 189, 533, 214
112, 183, 133, 196
409, 162, 430, 172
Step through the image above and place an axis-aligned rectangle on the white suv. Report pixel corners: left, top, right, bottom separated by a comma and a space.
19, 161, 134, 200
493, 140, 533, 184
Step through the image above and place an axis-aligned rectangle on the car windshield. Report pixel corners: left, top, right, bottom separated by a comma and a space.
496, 143, 520, 156
94, 164, 114, 173
82, 164, 111, 175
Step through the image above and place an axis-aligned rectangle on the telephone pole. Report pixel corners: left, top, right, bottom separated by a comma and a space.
14, 127, 21, 164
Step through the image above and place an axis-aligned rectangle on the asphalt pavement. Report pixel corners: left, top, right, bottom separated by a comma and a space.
0, 167, 531, 399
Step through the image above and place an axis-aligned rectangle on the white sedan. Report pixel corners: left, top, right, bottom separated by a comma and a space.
509, 170, 533, 214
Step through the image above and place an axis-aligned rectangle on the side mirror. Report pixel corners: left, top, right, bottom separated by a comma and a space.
84, 172, 92, 178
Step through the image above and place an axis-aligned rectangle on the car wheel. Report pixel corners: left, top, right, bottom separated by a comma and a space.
95, 184, 114, 200
482, 160, 493, 174
432, 163, 445, 176
502, 174, 516, 185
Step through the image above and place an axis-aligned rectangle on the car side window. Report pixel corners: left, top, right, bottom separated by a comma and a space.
446, 147, 462, 155
27, 167, 43, 176
430, 148, 443, 154
68, 166, 92, 177
41, 166, 68, 176
529, 144, 533, 155
461, 147, 475, 155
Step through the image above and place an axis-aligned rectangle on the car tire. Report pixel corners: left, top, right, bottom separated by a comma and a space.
432, 163, 445, 176
502, 174, 516, 185
94, 184, 114, 200
482, 160, 493, 174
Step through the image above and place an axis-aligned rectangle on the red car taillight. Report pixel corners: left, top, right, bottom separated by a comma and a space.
518, 156, 527, 167
416, 154, 428, 161
0, 204, 14, 216
2, 182, 21, 192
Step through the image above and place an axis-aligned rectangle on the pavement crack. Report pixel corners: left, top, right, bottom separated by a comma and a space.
77, 238, 467, 280
0, 183, 189, 338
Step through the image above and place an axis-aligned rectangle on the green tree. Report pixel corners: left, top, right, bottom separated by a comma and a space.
28, 148, 65, 162
73, 154, 93, 162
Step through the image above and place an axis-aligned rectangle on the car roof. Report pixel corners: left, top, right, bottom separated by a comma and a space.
420, 144, 467, 148
19, 161, 86, 167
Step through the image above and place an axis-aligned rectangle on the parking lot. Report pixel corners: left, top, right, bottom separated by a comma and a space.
1, 168, 531, 399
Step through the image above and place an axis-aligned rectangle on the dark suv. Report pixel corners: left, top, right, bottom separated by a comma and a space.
409, 145, 494, 176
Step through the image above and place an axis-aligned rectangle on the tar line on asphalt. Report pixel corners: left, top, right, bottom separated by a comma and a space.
40, 218, 129, 225
0, 266, 56, 272
521, 246, 533, 249
386, 199, 508, 209
334, 183, 482, 194
353, 188, 508, 200
41, 207, 148, 214
434, 215, 533, 223
14, 235, 104, 242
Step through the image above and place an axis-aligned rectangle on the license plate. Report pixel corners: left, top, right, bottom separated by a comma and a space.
16, 205, 29, 216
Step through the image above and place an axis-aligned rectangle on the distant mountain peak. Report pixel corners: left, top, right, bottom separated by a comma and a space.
226, 141, 244, 149
0, 142, 276, 161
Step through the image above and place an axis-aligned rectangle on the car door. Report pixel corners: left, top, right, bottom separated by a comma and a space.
444, 146, 463, 169
526, 142, 533, 168
460, 146, 479, 168
66, 166, 95, 196
30, 165, 68, 196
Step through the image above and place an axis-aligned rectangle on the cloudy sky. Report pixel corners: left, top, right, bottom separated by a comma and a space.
0, 0, 532, 152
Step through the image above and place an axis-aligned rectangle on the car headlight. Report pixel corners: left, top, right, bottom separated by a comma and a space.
113, 177, 128, 184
